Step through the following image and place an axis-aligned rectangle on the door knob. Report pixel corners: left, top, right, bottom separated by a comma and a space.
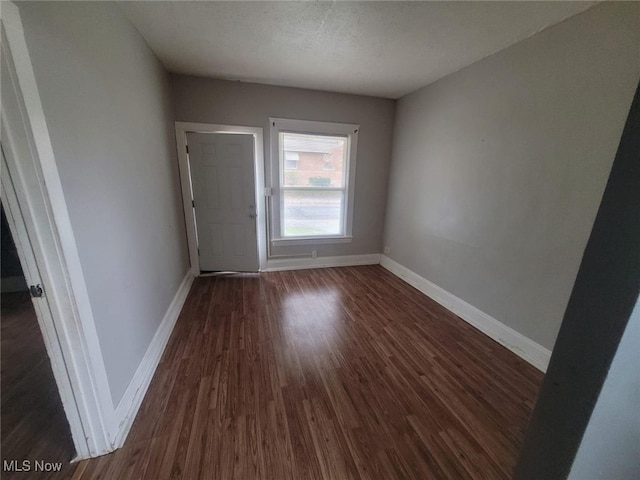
30, 284, 45, 298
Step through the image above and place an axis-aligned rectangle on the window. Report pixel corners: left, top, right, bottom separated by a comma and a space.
322, 155, 335, 171
284, 151, 299, 170
270, 118, 359, 245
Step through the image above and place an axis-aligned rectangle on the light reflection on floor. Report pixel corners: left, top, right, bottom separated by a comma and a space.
281, 287, 344, 362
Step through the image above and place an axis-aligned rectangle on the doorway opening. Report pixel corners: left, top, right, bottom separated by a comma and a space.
1, 204, 76, 477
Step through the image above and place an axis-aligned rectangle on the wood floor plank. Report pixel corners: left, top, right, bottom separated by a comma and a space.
55, 265, 542, 479
1, 292, 77, 480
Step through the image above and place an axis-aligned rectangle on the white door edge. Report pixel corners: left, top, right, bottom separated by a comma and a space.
175, 122, 267, 275
1, 1, 114, 458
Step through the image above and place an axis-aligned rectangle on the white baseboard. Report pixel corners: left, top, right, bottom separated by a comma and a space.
110, 271, 194, 448
263, 253, 381, 272
380, 255, 551, 372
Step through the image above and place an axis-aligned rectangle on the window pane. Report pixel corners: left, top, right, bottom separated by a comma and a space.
284, 151, 299, 170
284, 159, 298, 170
283, 190, 343, 237
282, 133, 346, 187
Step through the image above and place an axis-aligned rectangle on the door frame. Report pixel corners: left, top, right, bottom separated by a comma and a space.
175, 122, 267, 274
1, 2, 114, 458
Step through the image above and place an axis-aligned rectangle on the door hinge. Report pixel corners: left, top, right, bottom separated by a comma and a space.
192, 200, 195, 208
185, 145, 189, 154
29, 284, 44, 298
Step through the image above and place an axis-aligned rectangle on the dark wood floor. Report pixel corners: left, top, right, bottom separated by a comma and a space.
71, 265, 542, 479
1, 291, 76, 479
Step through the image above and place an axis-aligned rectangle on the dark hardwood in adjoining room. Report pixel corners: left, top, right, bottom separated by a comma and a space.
1, 291, 76, 480
71, 265, 543, 479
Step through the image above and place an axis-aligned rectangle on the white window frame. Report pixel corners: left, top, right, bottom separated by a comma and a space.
269, 118, 359, 246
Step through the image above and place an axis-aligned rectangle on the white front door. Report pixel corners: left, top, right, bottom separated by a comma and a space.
187, 132, 259, 272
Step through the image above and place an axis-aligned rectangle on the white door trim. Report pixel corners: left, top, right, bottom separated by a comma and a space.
1, 2, 114, 458
175, 122, 267, 274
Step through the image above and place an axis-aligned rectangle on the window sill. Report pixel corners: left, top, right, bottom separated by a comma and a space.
271, 235, 353, 246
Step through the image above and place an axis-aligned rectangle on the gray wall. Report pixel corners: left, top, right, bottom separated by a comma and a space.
383, 2, 640, 350
514, 79, 639, 480
18, 1, 189, 405
171, 75, 395, 258
568, 301, 640, 480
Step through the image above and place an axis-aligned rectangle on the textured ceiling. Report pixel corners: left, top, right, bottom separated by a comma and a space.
119, 1, 596, 99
